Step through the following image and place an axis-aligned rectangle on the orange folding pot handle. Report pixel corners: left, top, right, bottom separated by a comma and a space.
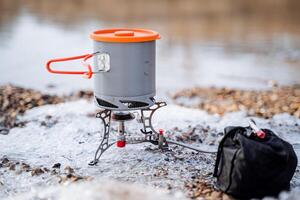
46, 53, 95, 79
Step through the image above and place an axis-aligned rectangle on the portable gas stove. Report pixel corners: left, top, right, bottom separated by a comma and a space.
46, 28, 215, 165
88, 102, 168, 165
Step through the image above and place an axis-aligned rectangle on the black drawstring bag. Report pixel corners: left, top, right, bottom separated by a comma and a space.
213, 126, 298, 199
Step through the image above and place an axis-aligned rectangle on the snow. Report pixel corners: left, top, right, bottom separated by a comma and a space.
11, 180, 186, 200
0, 100, 299, 199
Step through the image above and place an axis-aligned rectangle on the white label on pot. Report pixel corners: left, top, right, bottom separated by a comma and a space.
96, 53, 110, 72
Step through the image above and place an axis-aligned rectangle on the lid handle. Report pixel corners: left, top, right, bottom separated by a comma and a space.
114, 31, 135, 37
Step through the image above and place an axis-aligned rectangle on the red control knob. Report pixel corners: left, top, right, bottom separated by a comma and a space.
256, 130, 266, 139
159, 129, 164, 135
116, 140, 126, 148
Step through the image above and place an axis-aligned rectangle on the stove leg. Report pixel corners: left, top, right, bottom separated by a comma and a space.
89, 109, 112, 166
140, 102, 169, 150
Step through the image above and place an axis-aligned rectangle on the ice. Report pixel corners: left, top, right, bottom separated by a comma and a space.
0, 100, 299, 199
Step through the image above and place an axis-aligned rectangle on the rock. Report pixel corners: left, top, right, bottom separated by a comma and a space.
69, 175, 83, 182
222, 193, 232, 200
31, 168, 44, 176
21, 163, 30, 171
8, 164, 16, 171
1, 158, 9, 164
45, 115, 52, 120
201, 189, 211, 195
185, 179, 221, 199
59, 174, 85, 183
51, 169, 58, 175
43, 167, 50, 172
64, 166, 74, 174
52, 163, 61, 169
209, 191, 222, 200
193, 190, 201, 198
0, 128, 9, 135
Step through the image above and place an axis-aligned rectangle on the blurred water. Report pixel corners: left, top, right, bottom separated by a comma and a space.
0, 0, 300, 97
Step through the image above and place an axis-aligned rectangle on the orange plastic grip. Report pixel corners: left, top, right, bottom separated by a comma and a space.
46, 53, 94, 79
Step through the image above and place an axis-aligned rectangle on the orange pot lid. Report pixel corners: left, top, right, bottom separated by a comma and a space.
90, 28, 160, 43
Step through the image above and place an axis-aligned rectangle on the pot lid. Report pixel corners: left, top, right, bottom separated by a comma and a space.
90, 28, 160, 43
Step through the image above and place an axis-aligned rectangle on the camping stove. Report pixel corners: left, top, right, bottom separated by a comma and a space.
46, 28, 171, 165
88, 102, 168, 165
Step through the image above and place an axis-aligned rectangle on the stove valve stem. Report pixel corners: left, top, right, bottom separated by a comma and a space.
158, 129, 165, 149
116, 121, 126, 148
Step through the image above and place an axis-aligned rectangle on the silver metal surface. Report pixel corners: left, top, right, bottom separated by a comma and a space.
92, 41, 156, 111
89, 109, 112, 166
117, 121, 125, 142
140, 102, 167, 135
248, 119, 260, 132
94, 94, 155, 111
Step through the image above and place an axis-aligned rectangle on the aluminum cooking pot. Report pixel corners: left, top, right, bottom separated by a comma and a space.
46, 28, 160, 111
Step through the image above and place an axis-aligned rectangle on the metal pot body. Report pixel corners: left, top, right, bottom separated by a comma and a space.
93, 41, 156, 111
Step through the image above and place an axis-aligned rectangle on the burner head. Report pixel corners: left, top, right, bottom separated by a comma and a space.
112, 112, 135, 121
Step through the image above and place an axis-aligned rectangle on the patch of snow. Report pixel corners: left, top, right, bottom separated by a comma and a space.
11, 180, 186, 200
0, 100, 299, 199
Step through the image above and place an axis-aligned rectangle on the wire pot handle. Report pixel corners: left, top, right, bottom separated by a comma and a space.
46, 52, 99, 79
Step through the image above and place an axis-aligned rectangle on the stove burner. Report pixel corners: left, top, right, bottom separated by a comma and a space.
112, 112, 135, 121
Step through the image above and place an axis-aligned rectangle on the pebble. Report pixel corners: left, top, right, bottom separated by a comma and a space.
43, 167, 50, 172
222, 193, 231, 200
1, 158, 9, 164
21, 163, 31, 171
185, 179, 232, 200
8, 164, 16, 171
59, 173, 91, 184
202, 189, 211, 194
52, 163, 61, 169
0, 128, 9, 135
51, 169, 58, 175
31, 168, 44, 176
64, 166, 74, 174
210, 191, 222, 200
173, 125, 219, 146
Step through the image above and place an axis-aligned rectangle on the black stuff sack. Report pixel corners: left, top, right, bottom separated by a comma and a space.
213, 126, 298, 199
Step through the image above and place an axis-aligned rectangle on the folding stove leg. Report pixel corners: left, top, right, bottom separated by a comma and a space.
140, 102, 169, 150
89, 109, 113, 166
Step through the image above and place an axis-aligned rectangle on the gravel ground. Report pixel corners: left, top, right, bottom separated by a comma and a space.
172, 85, 300, 118
0, 85, 299, 200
